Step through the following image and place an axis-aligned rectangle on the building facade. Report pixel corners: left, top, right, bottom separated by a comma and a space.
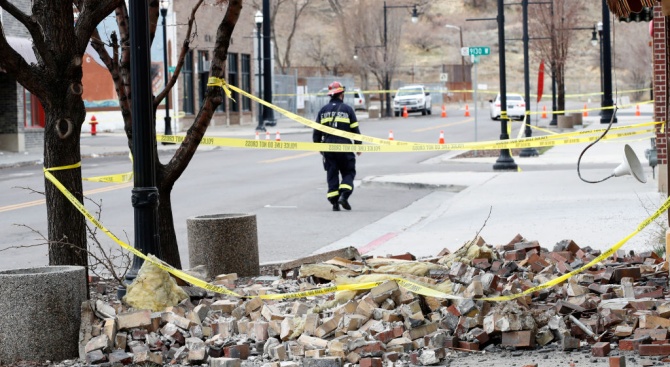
172, 2, 256, 130
0, 4, 45, 152
0, 2, 258, 152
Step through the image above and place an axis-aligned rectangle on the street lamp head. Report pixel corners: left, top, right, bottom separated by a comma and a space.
411, 5, 419, 24
591, 30, 598, 46
160, 0, 168, 16
597, 21, 603, 32
254, 10, 263, 27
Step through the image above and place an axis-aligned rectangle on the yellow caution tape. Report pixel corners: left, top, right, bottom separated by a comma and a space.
207, 77, 236, 102
158, 126, 654, 153
83, 153, 133, 183
44, 161, 670, 302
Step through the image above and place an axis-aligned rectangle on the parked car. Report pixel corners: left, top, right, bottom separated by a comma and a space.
393, 85, 432, 116
352, 88, 366, 110
489, 93, 526, 121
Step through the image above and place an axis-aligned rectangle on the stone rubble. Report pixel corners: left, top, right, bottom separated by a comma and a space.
71, 234, 670, 367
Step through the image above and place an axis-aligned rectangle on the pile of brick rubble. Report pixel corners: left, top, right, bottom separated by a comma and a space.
76, 235, 670, 367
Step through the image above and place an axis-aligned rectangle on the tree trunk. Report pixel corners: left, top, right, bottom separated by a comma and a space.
157, 177, 181, 269
44, 102, 88, 268
556, 65, 565, 114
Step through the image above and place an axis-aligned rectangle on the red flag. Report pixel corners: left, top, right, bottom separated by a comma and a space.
537, 60, 545, 103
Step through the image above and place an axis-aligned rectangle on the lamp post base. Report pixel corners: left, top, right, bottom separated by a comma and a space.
264, 119, 277, 127
255, 125, 266, 132
600, 110, 617, 124
519, 148, 539, 157
161, 116, 174, 145
493, 150, 518, 171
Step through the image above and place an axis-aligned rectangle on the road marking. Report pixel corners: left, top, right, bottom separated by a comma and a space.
0, 182, 133, 213
260, 151, 318, 163
357, 232, 399, 254
411, 117, 474, 133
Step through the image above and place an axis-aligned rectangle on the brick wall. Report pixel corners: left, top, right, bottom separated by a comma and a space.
653, 5, 668, 192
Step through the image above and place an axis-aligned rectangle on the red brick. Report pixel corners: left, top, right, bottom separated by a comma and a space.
374, 330, 394, 344
501, 331, 535, 348
383, 352, 399, 362
389, 253, 415, 261
224, 344, 250, 360
639, 344, 670, 356
360, 357, 382, 367
619, 337, 649, 351
592, 342, 611, 357
609, 356, 626, 367
634, 329, 668, 341
458, 341, 479, 351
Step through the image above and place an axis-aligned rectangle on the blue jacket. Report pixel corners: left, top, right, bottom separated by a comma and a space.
313, 98, 362, 145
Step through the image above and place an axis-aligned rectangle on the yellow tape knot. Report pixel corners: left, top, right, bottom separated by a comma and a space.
207, 77, 236, 103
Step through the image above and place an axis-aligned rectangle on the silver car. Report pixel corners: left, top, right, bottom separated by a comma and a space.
489, 93, 526, 121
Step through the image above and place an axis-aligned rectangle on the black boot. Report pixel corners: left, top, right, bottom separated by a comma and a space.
332, 203, 340, 211
338, 195, 351, 210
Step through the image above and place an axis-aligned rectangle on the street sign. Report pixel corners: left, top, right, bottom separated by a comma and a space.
439, 73, 448, 82
460, 47, 491, 57
168, 66, 176, 73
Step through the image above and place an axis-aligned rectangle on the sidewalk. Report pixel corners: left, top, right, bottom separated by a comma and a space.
315, 103, 664, 258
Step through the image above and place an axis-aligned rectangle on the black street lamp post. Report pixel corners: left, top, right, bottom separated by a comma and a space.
383, 1, 418, 118
160, 0, 173, 145
600, 0, 616, 124
254, 10, 265, 132
519, 0, 538, 157
126, 0, 161, 284
492, 0, 517, 170
261, 0, 276, 126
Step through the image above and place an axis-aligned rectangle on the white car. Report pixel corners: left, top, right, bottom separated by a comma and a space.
489, 93, 526, 121
353, 88, 366, 110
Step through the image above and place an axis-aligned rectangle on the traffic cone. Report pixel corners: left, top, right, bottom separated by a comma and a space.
441, 104, 447, 118
402, 106, 408, 118
275, 131, 281, 141
582, 103, 588, 117
438, 131, 445, 144
541, 105, 547, 119
255, 132, 260, 140
388, 130, 394, 141
464, 104, 470, 117
265, 131, 270, 140
635, 104, 641, 116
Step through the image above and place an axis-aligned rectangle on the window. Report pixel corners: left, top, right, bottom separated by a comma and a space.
182, 51, 194, 114
241, 54, 251, 112
24, 88, 45, 128
228, 53, 239, 112
198, 50, 209, 110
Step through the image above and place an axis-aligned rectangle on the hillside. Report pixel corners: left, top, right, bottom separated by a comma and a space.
280, 0, 651, 103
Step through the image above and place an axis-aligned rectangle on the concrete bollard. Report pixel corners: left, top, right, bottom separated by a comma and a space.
557, 115, 574, 129
187, 213, 260, 277
569, 113, 583, 126
0, 266, 87, 365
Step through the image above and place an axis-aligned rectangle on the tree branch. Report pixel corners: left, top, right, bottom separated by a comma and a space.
0, 0, 48, 64
0, 25, 45, 98
75, 0, 124, 55
154, 0, 204, 108
163, 0, 242, 181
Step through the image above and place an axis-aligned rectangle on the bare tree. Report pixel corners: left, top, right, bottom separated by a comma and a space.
90, 0, 242, 269
249, 0, 315, 75
529, 0, 588, 115
614, 22, 652, 101
0, 0, 123, 269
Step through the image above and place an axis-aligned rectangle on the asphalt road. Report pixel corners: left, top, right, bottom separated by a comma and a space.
0, 108, 554, 270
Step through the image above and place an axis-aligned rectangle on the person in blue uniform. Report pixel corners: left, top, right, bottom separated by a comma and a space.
313, 81, 362, 211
